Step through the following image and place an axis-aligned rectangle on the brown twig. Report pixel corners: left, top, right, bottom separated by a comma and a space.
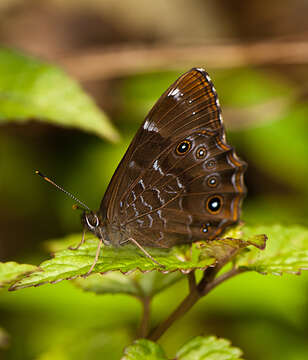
58, 40, 308, 82
148, 267, 244, 341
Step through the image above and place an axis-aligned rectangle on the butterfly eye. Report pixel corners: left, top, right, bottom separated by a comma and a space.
206, 195, 223, 214
85, 213, 99, 230
176, 140, 191, 155
196, 147, 207, 159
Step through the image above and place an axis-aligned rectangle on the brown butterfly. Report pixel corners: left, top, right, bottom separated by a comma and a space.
37, 68, 246, 275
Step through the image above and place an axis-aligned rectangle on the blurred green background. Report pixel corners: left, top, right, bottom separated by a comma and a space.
1, 0, 308, 359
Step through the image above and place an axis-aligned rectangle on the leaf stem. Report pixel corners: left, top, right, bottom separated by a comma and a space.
187, 271, 196, 292
137, 296, 152, 338
148, 267, 243, 341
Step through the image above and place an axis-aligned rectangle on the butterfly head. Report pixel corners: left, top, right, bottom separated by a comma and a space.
82, 211, 111, 246
83, 211, 99, 232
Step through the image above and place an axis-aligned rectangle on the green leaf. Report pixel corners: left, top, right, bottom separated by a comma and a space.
176, 336, 243, 360
134, 271, 183, 297
0, 261, 38, 288
73, 271, 183, 297
0, 47, 119, 141
10, 226, 260, 290
122, 339, 166, 360
122, 336, 243, 360
237, 224, 308, 275
47, 235, 184, 297
73, 272, 141, 296
44, 233, 83, 252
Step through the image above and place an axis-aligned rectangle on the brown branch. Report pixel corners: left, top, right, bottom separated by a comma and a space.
148, 267, 243, 341
58, 40, 308, 82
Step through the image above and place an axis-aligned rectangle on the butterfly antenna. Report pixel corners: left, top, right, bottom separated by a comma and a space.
35, 170, 91, 212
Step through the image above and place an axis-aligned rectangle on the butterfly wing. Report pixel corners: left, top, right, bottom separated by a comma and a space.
100, 68, 246, 247
100, 68, 224, 219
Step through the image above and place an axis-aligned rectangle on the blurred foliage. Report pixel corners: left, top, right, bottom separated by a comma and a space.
237, 105, 308, 193
1, 1, 308, 360
0, 326, 10, 349
0, 47, 119, 141
122, 336, 243, 360
1, 271, 308, 359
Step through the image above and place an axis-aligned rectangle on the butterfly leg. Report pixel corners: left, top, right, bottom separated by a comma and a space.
69, 228, 86, 250
128, 237, 165, 268
83, 238, 103, 277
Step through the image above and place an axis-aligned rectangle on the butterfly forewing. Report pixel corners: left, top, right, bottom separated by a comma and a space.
100, 68, 246, 247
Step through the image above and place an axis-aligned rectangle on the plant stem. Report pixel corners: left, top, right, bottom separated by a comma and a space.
137, 296, 151, 338
148, 267, 243, 341
187, 271, 196, 292
149, 287, 200, 341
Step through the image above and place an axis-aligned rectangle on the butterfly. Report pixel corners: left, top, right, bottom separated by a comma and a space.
37, 68, 246, 275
